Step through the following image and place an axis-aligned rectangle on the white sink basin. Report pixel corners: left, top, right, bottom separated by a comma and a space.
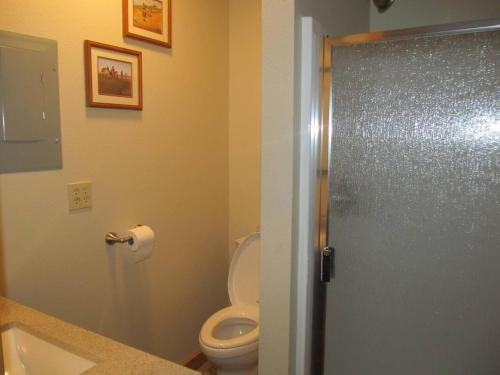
1, 323, 96, 375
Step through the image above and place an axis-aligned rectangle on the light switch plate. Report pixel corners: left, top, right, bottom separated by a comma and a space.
67, 181, 92, 210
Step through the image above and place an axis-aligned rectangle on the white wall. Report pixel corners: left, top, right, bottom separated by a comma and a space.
370, 0, 500, 31
228, 0, 261, 258
0, 0, 229, 363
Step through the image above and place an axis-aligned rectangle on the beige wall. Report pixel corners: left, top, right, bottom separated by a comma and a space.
0, 0, 229, 363
260, 0, 295, 373
228, 0, 261, 256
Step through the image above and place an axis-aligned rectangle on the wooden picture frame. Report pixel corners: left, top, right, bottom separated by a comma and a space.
84, 40, 143, 110
123, 0, 172, 48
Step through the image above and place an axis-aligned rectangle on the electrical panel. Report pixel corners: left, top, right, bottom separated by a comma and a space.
0, 30, 62, 173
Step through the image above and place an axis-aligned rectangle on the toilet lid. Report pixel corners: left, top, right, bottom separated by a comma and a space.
228, 232, 260, 306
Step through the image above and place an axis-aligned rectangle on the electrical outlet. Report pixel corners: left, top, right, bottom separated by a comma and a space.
67, 181, 92, 210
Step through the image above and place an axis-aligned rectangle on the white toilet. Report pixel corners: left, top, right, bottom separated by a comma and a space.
199, 232, 260, 375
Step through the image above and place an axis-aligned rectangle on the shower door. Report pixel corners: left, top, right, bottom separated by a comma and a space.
322, 23, 500, 374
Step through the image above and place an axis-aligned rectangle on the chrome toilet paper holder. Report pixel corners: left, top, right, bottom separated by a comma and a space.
105, 225, 142, 245
105, 232, 134, 245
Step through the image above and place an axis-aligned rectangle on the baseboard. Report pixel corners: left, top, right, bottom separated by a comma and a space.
182, 351, 207, 370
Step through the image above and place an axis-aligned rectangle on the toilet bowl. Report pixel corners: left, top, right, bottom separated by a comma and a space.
199, 232, 260, 375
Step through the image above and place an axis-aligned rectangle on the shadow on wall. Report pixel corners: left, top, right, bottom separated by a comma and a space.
101, 243, 155, 354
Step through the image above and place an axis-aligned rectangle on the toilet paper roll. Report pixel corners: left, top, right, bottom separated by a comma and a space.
127, 225, 155, 263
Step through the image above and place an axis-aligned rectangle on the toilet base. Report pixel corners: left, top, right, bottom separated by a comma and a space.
217, 364, 258, 375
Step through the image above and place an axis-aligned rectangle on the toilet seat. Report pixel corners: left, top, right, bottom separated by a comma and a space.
200, 305, 259, 350
228, 233, 260, 306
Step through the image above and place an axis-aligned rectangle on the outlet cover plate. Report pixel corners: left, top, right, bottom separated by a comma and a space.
67, 181, 92, 210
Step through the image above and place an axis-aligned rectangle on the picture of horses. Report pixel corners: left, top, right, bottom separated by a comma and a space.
97, 57, 133, 98
133, 0, 163, 34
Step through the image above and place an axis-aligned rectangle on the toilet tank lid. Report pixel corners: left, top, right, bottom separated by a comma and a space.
228, 232, 260, 306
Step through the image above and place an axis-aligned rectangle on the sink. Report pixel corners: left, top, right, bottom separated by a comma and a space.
1, 323, 96, 375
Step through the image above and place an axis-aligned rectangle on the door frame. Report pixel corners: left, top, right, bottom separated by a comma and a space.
292, 16, 329, 375
325, 18, 500, 47
296, 17, 500, 375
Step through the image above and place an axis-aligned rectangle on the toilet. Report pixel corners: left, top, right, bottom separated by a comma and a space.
199, 232, 260, 375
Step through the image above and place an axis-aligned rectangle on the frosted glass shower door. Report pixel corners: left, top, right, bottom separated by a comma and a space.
323, 28, 500, 374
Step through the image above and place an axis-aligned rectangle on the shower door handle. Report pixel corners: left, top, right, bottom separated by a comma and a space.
321, 246, 335, 282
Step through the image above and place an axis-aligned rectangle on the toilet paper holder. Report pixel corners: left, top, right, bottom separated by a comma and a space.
105, 225, 142, 245
105, 232, 134, 245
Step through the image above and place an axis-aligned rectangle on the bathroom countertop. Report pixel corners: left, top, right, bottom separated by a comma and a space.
0, 296, 199, 375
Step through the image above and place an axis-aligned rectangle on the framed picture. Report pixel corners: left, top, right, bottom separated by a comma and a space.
123, 0, 172, 48
84, 40, 143, 110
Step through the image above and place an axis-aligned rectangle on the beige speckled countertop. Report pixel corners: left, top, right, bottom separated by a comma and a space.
0, 296, 199, 374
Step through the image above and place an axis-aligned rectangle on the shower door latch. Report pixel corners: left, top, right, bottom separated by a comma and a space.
320, 246, 335, 283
